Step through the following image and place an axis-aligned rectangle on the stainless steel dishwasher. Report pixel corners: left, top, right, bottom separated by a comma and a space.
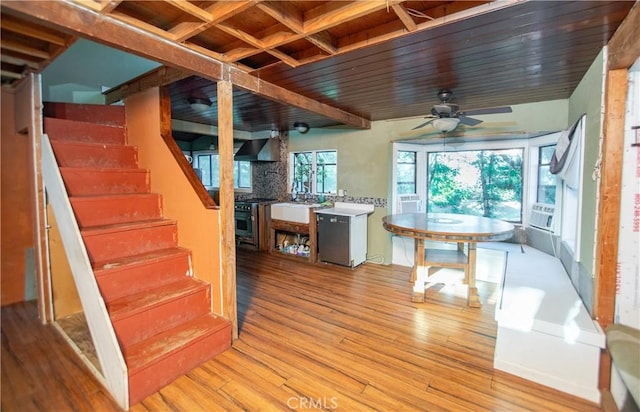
316, 203, 372, 267
317, 214, 351, 266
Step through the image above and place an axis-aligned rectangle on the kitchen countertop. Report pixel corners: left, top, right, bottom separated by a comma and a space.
315, 202, 374, 217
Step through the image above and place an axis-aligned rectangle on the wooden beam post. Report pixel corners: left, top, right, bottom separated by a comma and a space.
594, 67, 628, 391
217, 80, 238, 340
607, 2, 640, 70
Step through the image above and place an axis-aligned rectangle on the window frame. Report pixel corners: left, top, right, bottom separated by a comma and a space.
425, 146, 525, 223
289, 149, 338, 195
536, 144, 557, 204
192, 149, 252, 192
396, 150, 418, 195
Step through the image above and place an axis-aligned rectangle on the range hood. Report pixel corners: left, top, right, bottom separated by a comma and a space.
234, 138, 280, 162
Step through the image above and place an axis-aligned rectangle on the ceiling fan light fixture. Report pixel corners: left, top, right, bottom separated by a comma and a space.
189, 98, 211, 112
293, 122, 309, 134
432, 117, 460, 133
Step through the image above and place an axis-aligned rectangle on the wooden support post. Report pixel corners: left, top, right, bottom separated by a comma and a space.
217, 80, 238, 340
594, 68, 628, 391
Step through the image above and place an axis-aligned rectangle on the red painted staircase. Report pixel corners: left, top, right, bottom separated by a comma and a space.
43, 103, 231, 406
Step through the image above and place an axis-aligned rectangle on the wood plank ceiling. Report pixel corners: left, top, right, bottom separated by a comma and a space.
1, 1, 636, 135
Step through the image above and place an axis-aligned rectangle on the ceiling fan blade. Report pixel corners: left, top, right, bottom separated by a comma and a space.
460, 106, 512, 116
458, 115, 483, 126
412, 118, 435, 130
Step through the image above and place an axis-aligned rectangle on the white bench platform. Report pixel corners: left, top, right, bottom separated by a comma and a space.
494, 245, 605, 403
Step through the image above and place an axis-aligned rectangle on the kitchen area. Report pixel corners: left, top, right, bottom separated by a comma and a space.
234, 197, 373, 268
176, 130, 381, 268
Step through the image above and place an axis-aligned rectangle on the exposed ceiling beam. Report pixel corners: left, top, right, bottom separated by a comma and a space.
3, 0, 370, 129
1, 18, 68, 46
391, 4, 418, 32
1, 39, 51, 59
257, 1, 337, 55
1, 69, 24, 80
73, 0, 123, 13
169, 1, 257, 42
104, 66, 190, 104
607, 1, 640, 70
1, 53, 40, 68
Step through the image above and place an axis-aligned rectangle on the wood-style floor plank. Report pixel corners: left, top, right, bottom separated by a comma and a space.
2, 248, 602, 411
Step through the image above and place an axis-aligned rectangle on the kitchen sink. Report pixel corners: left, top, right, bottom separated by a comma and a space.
270, 202, 321, 224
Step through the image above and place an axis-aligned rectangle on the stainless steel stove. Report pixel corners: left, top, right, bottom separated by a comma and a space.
234, 198, 276, 247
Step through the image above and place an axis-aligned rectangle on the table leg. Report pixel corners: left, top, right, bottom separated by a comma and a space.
458, 242, 469, 284
467, 242, 481, 307
411, 238, 426, 302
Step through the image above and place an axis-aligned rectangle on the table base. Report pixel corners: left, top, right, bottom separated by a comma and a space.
410, 239, 481, 307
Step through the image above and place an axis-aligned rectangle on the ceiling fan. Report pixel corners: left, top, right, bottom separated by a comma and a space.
412, 89, 512, 132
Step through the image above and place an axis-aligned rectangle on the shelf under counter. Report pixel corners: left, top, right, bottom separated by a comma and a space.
268, 209, 318, 263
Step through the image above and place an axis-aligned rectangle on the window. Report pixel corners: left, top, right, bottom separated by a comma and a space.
396, 151, 417, 194
426, 148, 524, 222
537, 145, 556, 204
194, 152, 251, 189
291, 150, 337, 194
316, 151, 337, 194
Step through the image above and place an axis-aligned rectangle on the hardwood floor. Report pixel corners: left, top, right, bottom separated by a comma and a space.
2, 249, 602, 411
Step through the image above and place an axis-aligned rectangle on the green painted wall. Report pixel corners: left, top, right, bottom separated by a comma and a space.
568, 49, 605, 277
289, 122, 395, 263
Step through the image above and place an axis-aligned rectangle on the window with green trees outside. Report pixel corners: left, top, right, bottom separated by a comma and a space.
427, 148, 523, 222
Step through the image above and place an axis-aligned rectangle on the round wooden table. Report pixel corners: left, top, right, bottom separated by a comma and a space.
383, 212, 515, 307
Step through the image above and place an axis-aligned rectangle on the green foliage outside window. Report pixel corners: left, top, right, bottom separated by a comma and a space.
397, 151, 416, 194
292, 150, 337, 194
427, 148, 523, 222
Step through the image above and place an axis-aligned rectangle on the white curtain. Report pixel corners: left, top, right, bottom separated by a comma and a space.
550, 114, 584, 189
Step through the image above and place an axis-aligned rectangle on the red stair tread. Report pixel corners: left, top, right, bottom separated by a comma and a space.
80, 218, 175, 235
108, 278, 209, 320
94, 247, 192, 303
60, 166, 147, 174
44, 102, 126, 126
93, 247, 191, 272
71, 193, 162, 227
60, 168, 150, 196
51, 141, 138, 169
125, 313, 230, 373
70, 193, 159, 202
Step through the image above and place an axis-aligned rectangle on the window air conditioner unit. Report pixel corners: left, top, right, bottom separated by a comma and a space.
529, 203, 555, 231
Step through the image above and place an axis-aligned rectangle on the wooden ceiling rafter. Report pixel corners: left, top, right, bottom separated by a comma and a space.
256, 1, 337, 55
1, 54, 40, 69
60, 0, 458, 73
1, 18, 68, 46
169, 1, 258, 42
1, 0, 370, 130
12, 0, 510, 83
72, 0, 123, 13
0, 6, 78, 85
392, 3, 418, 32
1, 39, 51, 60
